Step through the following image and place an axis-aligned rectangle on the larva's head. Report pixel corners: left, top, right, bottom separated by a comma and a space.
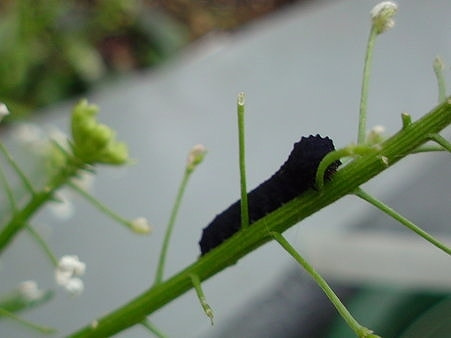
282, 134, 340, 186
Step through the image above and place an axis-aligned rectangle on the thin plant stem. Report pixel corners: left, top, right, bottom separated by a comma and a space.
0, 143, 35, 195
190, 273, 214, 325
0, 162, 17, 211
433, 56, 447, 103
140, 319, 167, 338
25, 224, 58, 266
410, 145, 448, 153
271, 232, 379, 338
428, 133, 451, 152
0, 307, 57, 334
154, 169, 191, 285
68, 181, 136, 232
354, 188, 451, 255
358, 26, 378, 144
237, 92, 249, 229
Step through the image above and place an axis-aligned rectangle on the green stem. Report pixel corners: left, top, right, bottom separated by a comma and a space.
0, 307, 57, 334
271, 232, 378, 338
358, 26, 378, 144
68, 181, 136, 232
0, 156, 83, 254
401, 112, 412, 129
354, 188, 451, 255
0, 161, 17, 210
428, 133, 451, 152
140, 319, 167, 338
0, 143, 35, 194
69, 98, 451, 338
410, 145, 448, 153
433, 56, 447, 103
154, 169, 192, 285
190, 273, 214, 325
237, 92, 249, 229
26, 224, 58, 266
315, 145, 375, 190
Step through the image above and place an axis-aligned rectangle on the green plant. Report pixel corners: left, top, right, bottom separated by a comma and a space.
0, 2, 449, 337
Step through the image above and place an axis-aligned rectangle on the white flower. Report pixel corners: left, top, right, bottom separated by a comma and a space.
55, 255, 86, 295
0, 103, 9, 122
63, 277, 84, 296
371, 1, 398, 34
18, 280, 44, 301
130, 217, 152, 234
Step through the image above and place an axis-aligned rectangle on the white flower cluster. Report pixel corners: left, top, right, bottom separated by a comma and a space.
55, 255, 86, 295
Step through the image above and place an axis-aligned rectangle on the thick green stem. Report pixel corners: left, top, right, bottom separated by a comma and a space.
354, 188, 451, 255
237, 92, 249, 229
271, 232, 378, 338
69, 98, 451, 338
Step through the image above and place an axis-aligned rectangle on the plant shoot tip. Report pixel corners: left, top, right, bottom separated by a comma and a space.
237, 92, 245, 106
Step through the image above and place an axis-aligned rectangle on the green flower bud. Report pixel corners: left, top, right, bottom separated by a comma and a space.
71, 99, 129, 165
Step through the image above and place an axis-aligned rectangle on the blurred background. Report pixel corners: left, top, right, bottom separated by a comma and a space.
0, 0, 303, 119
0, 0, 450, 337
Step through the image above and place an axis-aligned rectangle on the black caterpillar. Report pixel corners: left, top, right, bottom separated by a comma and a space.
199, 134, 341, 255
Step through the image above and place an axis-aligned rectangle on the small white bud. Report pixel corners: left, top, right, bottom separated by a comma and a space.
367, 125, 386, 145
0, 103, 9, 122
371, 1, 398, 34
186, 144, 207, 172
64, 277, 84, 296
130, 217, 152, 234
18, 280, 44, 301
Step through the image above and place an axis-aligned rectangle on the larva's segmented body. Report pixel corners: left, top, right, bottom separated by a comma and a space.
199, 134, 341, 255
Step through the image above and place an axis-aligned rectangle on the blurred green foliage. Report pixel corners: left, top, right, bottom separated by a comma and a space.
0, 0, 187, 118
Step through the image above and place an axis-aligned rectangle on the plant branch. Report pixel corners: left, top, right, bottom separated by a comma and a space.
0, 156, 83, 254
354, 188, 450, 255
237, 92, 249, 229
271, 232, 379, 337
358, 26, 377, 144
69, 98, 451, 338
154, 168, 192, 285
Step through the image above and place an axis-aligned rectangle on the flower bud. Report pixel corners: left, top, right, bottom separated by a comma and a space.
371, 1, 398, 34
71, 100, 129, 165
186, 144, 207, 173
